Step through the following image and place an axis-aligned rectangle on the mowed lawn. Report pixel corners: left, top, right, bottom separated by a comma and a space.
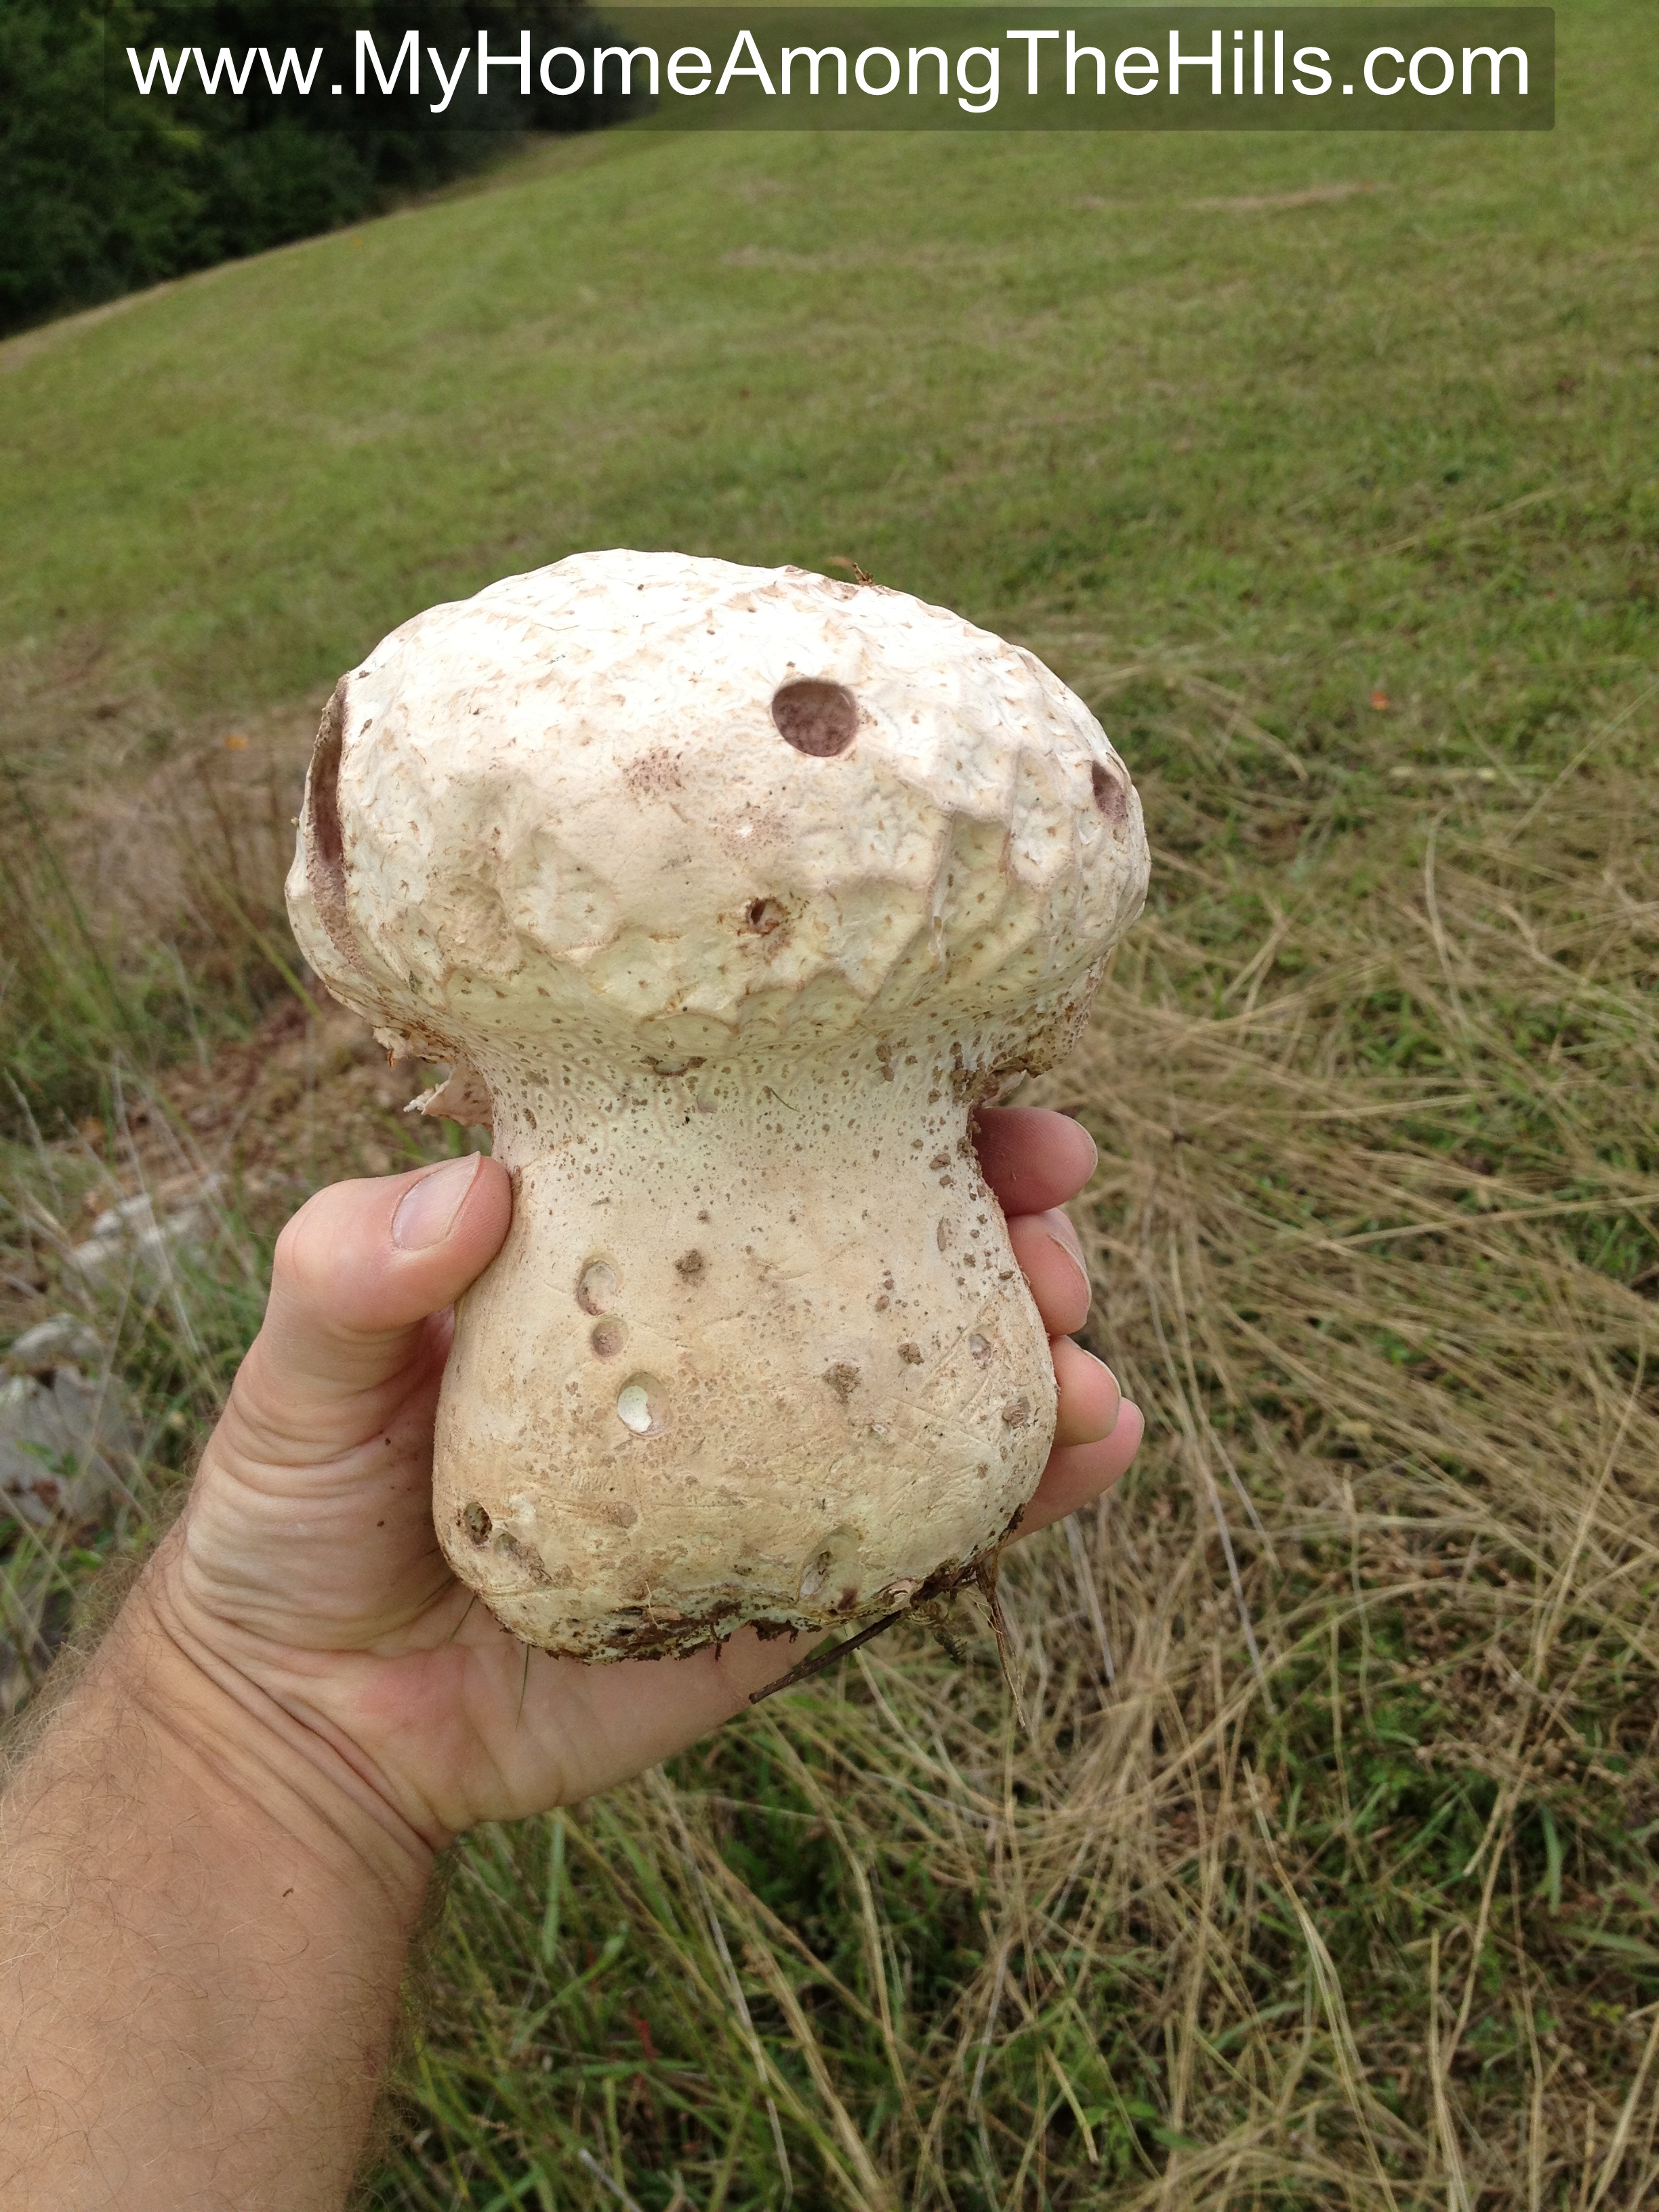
1, 7, 1652, 757
1, 3, 1658, 2207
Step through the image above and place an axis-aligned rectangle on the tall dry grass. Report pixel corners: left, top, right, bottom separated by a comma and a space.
352, 697, 1658, 2209
0, 706, 316, 1136
2, 670, 1655, 2207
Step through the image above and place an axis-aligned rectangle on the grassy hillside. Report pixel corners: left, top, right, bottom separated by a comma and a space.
2, 4, 1657, 2207
2, 9, 1654, 767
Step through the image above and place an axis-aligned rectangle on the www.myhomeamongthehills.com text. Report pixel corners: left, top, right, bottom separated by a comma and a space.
109, 9, 1554, 131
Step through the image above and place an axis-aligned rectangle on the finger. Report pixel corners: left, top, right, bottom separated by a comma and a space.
974, 1107, 1097, 1216
1008, 1210, 1092, 1335
516, 1624, 822, 1802
1051, 1335, 1121, 1446
1017, 1403, 1145, 1536
251, 1155, 513, 1406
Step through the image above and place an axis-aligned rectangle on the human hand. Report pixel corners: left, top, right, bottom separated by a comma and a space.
142, 1109, 1142, 1849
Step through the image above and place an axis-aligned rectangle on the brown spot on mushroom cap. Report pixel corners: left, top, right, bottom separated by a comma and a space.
742, 896, 787, 937
625, 747, 682, 797
674, 1248, 706, 1279
823, 1361, 861, 1401
1091, 760, 1128, 820
772, 678, 858, 758
304, 682, 367, 976
898, 1341, 923, 1365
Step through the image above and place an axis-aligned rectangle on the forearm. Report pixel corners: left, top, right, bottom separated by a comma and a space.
0, 1561, 433, 2212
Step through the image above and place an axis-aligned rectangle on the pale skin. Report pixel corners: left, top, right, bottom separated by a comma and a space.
0, 1107, 1142, 2211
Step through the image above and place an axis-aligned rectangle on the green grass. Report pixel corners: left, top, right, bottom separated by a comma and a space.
3, 3, 1658, 2205
2, 9, 1654, 769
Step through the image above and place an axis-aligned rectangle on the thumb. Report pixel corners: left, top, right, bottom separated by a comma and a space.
248, 1154, 514, 1409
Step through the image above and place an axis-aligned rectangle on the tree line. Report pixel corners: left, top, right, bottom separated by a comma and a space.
0, 1, 628, 338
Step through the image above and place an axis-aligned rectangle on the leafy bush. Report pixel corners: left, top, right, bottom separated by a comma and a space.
0, 0, 626, 336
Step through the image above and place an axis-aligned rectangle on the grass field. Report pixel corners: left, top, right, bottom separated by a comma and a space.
3, 3, 1658, 2204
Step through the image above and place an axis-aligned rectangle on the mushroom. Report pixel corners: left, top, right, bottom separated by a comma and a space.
285, 552, 1149, 1659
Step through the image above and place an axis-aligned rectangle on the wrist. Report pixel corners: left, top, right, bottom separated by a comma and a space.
1, 1532, 434, 2209
104, 1536, 436, 1925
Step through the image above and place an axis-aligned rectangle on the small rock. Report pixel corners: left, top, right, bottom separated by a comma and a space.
67, 1175, 222, 1282
1, 1319, 138, 1528
5, 1315, 104, 1377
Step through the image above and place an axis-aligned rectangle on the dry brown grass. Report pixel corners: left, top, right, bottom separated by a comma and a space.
344, 695, 1658, 2210
0, 698, 325, 1145
3, 684, 1656, 2207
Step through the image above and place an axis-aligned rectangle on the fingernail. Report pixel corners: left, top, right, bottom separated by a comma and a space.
1084, 1349, 1121, 1432
392, 1155, 482, 1250
1046, 1233, 1093, 1301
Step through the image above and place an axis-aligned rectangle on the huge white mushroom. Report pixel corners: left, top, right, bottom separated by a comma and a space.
286, 552, 1148, 1660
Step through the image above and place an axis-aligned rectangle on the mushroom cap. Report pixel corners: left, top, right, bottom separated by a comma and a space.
286, 551, 1148, 1075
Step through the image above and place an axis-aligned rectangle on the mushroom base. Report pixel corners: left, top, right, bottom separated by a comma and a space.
430, 1058, 1059, 1659
477, 1523, 1014, 1666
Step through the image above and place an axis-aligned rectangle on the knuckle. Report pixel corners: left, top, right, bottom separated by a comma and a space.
272, 1189, 337, 1300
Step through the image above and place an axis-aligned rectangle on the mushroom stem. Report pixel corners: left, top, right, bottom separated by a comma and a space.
434, 1042, 1057, 1658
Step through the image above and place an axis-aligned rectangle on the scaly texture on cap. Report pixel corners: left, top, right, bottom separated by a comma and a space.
287, 552, 1149, 1658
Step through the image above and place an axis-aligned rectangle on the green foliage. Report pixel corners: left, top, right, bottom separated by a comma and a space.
0, 0, 624, 337
0, 1, 203, 329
